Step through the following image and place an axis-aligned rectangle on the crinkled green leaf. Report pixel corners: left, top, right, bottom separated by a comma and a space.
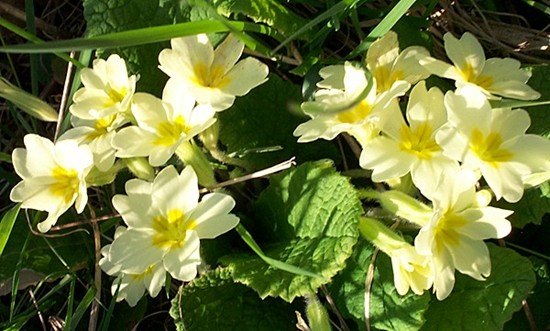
217, 75, 339, 171
83, 0, 215, 95
221, 161, 361, 302
421, 244, 535, 331
329, 239, 430, 331
170, 268, 297, 331
214, 0, 310, 38
504, 256, 550, 331
494, 187, 550, 228
524, 65, 550, 136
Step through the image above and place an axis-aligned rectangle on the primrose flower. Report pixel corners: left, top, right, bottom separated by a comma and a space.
366, 31, 430, 93
60, 114, 126, 171
106, 166, 239, 281
420, 32, 540, 100
359, 217, 433, 296
158, 33, 269, 111
293, 61, 409, 145
70, 54, 137, 120
360, 81, 458, 196
112, 81, 216, 167
436, 87, 550, 202
10, 134, 93, 232
100, 227, 166, 307
414, 169, 512, 300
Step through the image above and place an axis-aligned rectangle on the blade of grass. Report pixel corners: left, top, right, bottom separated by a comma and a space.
0, 20, 281, 54
271, 0, 353, 54
519, 0, 550, 15
98, 280, 121, 331
69, 286, 97, 331
193, 0, 274, 54
490, 99, 550, 109
63, 277, 76, 331
0, 17, 83, 67
349, 0, 418, 58
0, 204, 20, 257
57, 49, 93, 137
235, 224, 325, 280
9, 230, 30, 321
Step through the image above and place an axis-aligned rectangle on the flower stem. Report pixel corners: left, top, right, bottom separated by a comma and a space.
358, 217, 406, 255
176, 140, 216, 187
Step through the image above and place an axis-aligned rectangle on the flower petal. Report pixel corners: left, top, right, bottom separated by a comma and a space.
108, 228, 165, 274
222, 57, 269, 96
190, 193, 239, 239
163, 231, 201, 281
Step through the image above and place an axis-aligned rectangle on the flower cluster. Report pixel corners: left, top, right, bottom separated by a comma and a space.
294, 31, 550, 299
10, 33, 268, 305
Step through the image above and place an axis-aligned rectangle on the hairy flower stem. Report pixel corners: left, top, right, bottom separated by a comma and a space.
176, 140, 216, 187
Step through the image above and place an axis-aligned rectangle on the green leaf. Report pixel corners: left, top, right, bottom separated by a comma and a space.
170, 268, 297, 331
214, 0, 311, 39
329, 239, 431, 331
349, 0, 419, 58
221, 161, 362, 302
421, 244, 536, 331
82, 0, 214, 95
217, 75, 339, 171
0, 204, 20, 257
504, 256, 550, 331
494, 187, 550, 228
523, 65, 550, 136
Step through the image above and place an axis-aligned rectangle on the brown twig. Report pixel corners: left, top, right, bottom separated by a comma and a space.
364, 246, 379, 331
320, 284, 351, 331
199, 157, 296, 193
88, 208, 101, 331
54, 51, 76, 142
29, 288, 48, 331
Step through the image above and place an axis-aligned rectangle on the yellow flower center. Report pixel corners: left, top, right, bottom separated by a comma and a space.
153, 115, 191, 147
469, 128, 513, 167
337, 99, 372, 123
85, 115, 117, 141
103, 86, 127, 108
50, 166, 80, 203
192, 63, 230, 89
373, 66, 403, 92
398, 122, 441, 160
433, 211, 468, 253
130, 264, 156, 281
151, 209, 197, 249
460, 63, 494, 89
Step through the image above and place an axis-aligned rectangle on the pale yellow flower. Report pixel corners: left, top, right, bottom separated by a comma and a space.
360, 81, 458, 196
60, 114, 126, 172
70, 54, 136, 120
100, 227, 166, 307
158, 33, 269, 111
294, 61, 409, 145
366, 31, 430, 93
112, 82, 216, 167
414, 169, 512, 300
420, 32, 540, 100
436, 87, 550, 202
10, 134, 93, 232
106, 166, 239, 281
359, 217, 433, 296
